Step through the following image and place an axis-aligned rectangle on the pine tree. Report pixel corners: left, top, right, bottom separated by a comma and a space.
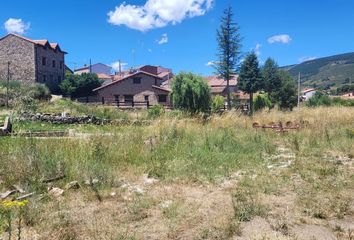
215, 6, 242, 110
262, 58, 282, 102
238, 52, 263, 115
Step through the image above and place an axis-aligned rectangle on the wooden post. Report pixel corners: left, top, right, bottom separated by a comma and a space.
117, 101, 120, 108
86, 96, 89, 103
132, 101, 134, 108
101, 97, 105, 105
147, 101, 150, 109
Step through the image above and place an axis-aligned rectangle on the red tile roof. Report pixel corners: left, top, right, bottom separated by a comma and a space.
96, 73, 112, 80
152, 85, 171, 92
93, 70, 163, 92
205, 75, 238, 87
0, 33, 67, 53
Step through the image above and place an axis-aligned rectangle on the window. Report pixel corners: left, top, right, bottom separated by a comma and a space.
158, 95, 167, 103
60, 61, 63, 69
114, 95, 120, 102
50, 75, 53, 82
52, 60, 56, 68
133, 77, 141, 84
144, 95, 149, 101
124, 95, 133, 103
42, 57, 46, 66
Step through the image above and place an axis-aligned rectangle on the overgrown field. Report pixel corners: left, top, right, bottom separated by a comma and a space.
0, 106, 354, 239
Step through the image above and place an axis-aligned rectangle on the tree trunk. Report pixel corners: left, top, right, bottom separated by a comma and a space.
249, 92, 254, 116
227, 78, 231, 110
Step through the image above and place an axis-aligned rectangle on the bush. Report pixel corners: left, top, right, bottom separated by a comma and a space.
171, 72, 211, 113
60, 72, 103, 98
211, 95, 225, 113
28, 84, 51, 101
254, 93, 271, 112
148, 105, 165, 119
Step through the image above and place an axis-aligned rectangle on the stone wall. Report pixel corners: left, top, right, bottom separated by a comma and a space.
35, 45, 65, 92
0, 35, 36, 84
18, 112, 152, 126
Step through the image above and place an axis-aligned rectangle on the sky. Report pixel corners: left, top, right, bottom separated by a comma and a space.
1, 0, 354, 76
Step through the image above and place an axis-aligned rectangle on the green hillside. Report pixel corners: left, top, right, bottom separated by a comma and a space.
282, 52, 354, 90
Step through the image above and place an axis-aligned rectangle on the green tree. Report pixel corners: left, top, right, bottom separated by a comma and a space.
60, 72, 102, 98
261, 58, 281, 103
238, 52, 263, 115
215, 6, 242, 110
276, 71, 298, 110
171, 72, 211, 113
211, 95, 225, 113
254, 93, 271, 112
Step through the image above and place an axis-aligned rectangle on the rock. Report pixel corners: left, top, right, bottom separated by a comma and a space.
65, 181, 80, 190
160, 200, 173, 209
49, 187, 64, 197
84, 179, 99, 185
142, 174, 159, 185
110, 192, 117, 197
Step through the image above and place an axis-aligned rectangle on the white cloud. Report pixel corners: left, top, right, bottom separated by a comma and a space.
4, 18, 30, 34
157, 33, 168, 44
148, 48, 152, 53
108, 0, 214, 32
111, 61, 128, 72
299, 56, 317, 63
268, 34, 292, 44
206, 61, 216, 67
254, 43, 261, 56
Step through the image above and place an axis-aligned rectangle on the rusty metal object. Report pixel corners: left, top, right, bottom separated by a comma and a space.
252, 121, 301, 132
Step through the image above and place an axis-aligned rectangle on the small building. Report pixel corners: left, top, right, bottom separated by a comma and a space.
0, 33, 67, 92
93, 70, 171, 107
204, 75, 238, 96
74, 63, 112, 75
301, 88, 316, 101
340, 91, 354, 99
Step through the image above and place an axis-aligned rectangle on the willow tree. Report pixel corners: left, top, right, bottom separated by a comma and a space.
215, 6, 242, 110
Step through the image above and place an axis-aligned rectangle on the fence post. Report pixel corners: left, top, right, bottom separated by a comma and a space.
117, 101, 120, 108
86, 96, 89, 103
132, 101, 134, 108
101, 97, 105, 105
147, 101, 150, 109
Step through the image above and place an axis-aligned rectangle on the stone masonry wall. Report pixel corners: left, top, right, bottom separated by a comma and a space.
0, 35, 36, 84
35, 45, 65, 92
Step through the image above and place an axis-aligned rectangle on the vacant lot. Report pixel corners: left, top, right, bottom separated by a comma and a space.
1, 105, 354, 239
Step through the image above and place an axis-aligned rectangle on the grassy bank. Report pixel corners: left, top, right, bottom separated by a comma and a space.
0, 106, 353, 239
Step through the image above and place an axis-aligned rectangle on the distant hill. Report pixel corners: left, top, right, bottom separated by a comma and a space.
281, 52, 354, 90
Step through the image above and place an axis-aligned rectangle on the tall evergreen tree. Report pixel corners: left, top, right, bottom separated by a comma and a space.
262, 58, 282, 101
276, 71, 298, 111
215, 6, 242, 110
238, 52, 263, 115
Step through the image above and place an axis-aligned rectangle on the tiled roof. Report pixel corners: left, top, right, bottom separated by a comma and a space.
96, 73, 112, 79
302, 88, 316, 94
205, 75, 238, 87
152, 85, 171, 92
1, 33, 67, 53
93, 70, 163, 92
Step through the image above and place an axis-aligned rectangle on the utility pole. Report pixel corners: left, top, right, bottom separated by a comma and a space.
6, 61, 10, 108
89, 59, 92, 73
297, 72, 301, 108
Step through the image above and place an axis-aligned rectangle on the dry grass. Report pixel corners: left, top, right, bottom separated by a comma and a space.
0, 106, 354, 239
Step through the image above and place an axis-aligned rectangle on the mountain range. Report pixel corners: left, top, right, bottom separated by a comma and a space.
281, 52, 354, 90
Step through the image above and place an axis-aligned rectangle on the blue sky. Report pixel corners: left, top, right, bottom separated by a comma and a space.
1, 0, 354, 76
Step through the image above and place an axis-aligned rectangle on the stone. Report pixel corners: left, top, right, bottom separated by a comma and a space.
65, 181, 80, 190
49, 187, 64, 197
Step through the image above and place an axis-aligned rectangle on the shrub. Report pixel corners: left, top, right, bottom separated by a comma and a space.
148, 105, 164, 119
28, 84, 51, 101
254, 93, 271, 112
171, 72, 211, 113
211, 95, 225, 113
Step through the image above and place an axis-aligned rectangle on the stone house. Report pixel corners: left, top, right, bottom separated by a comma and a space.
93, 70, 171, 107
74, 63, 112, 75
0, 33, 67, 92
204, 75, 238, 97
